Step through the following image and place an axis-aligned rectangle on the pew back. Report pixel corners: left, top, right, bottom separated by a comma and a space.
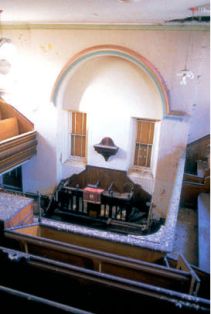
0, 246, 209, 314
3, 223, 200, 296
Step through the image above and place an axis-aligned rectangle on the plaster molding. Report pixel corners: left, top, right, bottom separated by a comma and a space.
51, 44, 170, 115
164, 111, 191, 122
1, 23, 209, 31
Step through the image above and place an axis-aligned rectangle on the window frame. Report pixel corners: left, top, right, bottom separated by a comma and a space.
131, 118, 160, 174
68, 111, 87, 162
134, 118, 155, 168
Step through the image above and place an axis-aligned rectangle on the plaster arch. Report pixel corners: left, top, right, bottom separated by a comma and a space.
51, 45, 170, 116
52, 45, 171, 186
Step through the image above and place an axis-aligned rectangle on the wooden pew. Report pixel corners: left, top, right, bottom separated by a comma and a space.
2, 223, 202, 297
0, 285, 92, 314
165, 255, 210, 300
2, 222, 165, 263
0, 246, 209, 314
191, 265, 210, 300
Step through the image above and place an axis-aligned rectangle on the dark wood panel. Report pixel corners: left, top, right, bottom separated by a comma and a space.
180, 182, 209, 209
185, 134, 210, 174
67, 165, 151, 209
183, 173, 204, 184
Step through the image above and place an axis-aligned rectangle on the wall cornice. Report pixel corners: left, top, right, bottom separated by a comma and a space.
1, 23, 209, 31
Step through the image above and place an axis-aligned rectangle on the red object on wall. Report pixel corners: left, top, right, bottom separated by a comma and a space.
83, 187, 104, 204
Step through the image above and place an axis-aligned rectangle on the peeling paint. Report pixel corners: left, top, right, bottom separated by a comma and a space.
40, 43, 53, 53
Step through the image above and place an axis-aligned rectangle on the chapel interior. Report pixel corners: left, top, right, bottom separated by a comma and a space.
0, 1, 210, 313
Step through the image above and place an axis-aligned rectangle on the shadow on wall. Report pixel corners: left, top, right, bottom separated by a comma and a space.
23, 133, 58, 194
62, 56, 161, 116
63, 58, 115, 109
94, 147, 127, 162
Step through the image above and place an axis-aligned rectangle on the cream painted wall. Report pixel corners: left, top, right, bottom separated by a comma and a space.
61, 57, 162, 173
63, 57, 163, 119
152, 117, 190, 218
1, 27, 209, 203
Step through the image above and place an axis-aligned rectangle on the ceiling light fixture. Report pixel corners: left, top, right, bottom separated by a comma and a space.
176, 69, 194, 85
190, 3, 210, 15
177, 26, 195, 86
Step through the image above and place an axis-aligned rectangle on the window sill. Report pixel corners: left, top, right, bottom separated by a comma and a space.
63, 157, 87, 169
128, 166, 154, 179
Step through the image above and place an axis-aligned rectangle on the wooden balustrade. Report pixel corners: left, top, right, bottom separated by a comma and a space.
46, 185, 135, 223
0, 99, 37, 174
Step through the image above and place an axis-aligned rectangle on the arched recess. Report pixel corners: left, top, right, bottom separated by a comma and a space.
51, 45, 170, 115
52, 45, 170, 188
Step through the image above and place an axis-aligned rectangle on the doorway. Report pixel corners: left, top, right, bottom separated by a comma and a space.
2, 166, 23, 191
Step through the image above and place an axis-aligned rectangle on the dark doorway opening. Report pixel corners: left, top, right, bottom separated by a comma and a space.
3, 166, 23, 191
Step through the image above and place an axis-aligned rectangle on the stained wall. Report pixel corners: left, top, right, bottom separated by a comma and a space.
0, 26, 209, 218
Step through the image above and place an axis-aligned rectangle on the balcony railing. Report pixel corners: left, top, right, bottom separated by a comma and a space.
0, 99, 37, 174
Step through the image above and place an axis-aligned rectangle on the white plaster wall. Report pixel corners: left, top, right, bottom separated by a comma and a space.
152, 117, 190, 218
63, 57, 163, 118
61, 56, 162, 173
1, 27, 209, 195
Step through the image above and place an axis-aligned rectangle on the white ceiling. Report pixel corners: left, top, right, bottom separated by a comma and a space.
0, 0, 210, 25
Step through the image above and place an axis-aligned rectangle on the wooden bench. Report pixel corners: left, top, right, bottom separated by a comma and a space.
0, 285, 91, 314
164, 255, 210, 299
2, 223, 201, 296
0, 246, 209, 314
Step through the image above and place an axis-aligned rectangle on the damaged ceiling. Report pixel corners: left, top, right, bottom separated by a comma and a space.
0, 0, 210, 25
